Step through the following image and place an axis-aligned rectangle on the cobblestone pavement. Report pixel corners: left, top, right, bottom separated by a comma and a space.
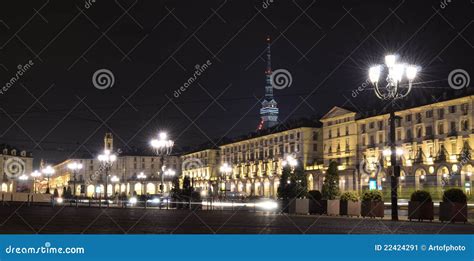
0, 205, 473, 234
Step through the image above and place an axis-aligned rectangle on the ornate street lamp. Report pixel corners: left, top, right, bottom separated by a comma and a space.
110, 175, 120, 196
30, 170, 41, 194
137, 172, 146, 195
150, 132, 174, 193
67, 161, 83, 198
219, 163, 232, 198
98, 149, 117, 205
369, 54, 420, 221
282, 155, 298, 168
41, 165, 55, 194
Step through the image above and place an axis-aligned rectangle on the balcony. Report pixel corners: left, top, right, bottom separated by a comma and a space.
448, 131, 458, 137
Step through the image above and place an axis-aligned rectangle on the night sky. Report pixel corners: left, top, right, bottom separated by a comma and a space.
0, 0, 473, 165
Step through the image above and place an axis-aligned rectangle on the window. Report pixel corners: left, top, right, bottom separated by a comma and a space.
406, 129, 412, 140
416, 126, 422, 138
426, 125, 433, 136
450, 121, 456, 132
369, 122, 375, 129
416, 113, 422, 123
361, 124, 366, 133
438, 108, 444, 119
426, 110, 433, 118
362, 136, 366, 145
462, 120, 469, 131
378, 133, 383, 143
378, 121, 383, 130
369, 135, 375, 146
396, 129, 402, 141
449, 105, 456, 113
461, 103, 469, 115
313, 144, 318, 151
313, 132, 318, 141
396, 118, 401, 127
328, 130, 332, 139
405, 114, 412, 122
438, 123, 444, 135
345, 126, 349, 135
337, 128, 340, 137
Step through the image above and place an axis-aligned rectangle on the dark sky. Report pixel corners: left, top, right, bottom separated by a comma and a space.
0, 0, 473, 166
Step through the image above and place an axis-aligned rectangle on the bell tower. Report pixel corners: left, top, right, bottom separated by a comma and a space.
104, 133, 113, 151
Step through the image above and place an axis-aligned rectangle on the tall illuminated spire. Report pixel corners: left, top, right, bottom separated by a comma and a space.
258, 36, 279, 130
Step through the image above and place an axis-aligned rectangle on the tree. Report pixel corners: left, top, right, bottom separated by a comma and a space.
291, 162, 307, 199
277, 165, 291, 199
64, 186, 72, 199
53, 188, 59, 198
322, 161, 339, 200
277, 160, 307, 200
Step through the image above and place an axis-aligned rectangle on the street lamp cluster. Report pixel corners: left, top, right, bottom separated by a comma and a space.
150, 132, 175, 193
369, 54, 420, 221
23, 131, 175, 199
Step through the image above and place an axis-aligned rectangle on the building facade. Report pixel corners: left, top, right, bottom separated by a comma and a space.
218, 126, 323, 198
321, 95, 474, 196
50, 133, 181, 197
0, 145, 33, 193
180, 148, 220, 196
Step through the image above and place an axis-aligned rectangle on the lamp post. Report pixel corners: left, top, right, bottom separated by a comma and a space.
111, 175, 120, 197
30, 170, 41, 194
219, 163, 232, 198
163, 168, 176, 194
42, 165, 55, 194
98, 150, 117, 206
150, 132, 174, 194
137, 172, 146, 195
369, 54, 420, 221
67, 161, 83, 198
